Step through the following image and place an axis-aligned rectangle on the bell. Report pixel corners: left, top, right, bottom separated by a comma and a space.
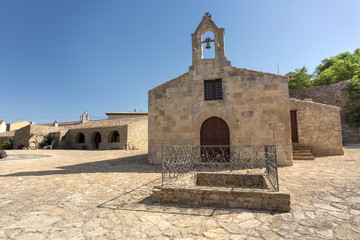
205, 41, 211, 49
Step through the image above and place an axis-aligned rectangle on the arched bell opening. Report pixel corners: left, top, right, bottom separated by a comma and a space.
201, 30, 215, 59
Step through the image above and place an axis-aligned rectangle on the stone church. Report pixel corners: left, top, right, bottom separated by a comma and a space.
148, 13, 343, 166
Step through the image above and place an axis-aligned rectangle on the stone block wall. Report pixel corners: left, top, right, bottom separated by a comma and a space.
127, 118, 148, 151
290, 98, 344, 155
31, 125, 67, 149
152, 186, 290, 212
148, 66, 293, 166
12, 124, 65, 149
289, 80, 360, 143
13, 125, 31, 149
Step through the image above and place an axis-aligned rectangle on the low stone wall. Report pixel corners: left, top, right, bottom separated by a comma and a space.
290, 98, 344, 155
154, 172, 290, 212
152, 185, 290, 212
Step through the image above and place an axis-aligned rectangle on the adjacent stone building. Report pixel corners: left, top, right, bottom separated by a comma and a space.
3, 112, 148, 151
290, 80, 360, 143
61, 116, 148, 150
148, 13, 343, 165
290, 99, 343, 155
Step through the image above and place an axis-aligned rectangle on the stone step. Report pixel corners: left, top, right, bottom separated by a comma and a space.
293, 154, 314, 159
293, 149, 312, 154
292, 144, 314, 160
293, 145, 311, 150
293, 155, 315, 160
293, 151, 312, 156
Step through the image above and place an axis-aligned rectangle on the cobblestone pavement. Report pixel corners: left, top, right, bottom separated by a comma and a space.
0, 145, 359, 240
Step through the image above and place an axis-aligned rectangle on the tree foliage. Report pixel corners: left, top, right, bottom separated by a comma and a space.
288, 66, 313, 89
288, 48, 360, 126
39, 134, 53, 148
2, 140, 13, 150
344, 77, 360, 126
313, 48, 360, 86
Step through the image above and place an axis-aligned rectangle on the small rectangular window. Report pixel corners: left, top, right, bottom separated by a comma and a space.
204, 79, 222, 100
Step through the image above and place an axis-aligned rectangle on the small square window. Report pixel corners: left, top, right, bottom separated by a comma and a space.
204, 79, 222, 100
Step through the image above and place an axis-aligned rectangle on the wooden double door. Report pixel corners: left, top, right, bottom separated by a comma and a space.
200, 117, 230, 161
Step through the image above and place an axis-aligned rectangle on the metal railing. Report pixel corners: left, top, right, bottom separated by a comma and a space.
162, 145, 279, 191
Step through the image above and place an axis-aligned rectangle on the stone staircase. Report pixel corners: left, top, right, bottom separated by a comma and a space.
292, 143, 315, 160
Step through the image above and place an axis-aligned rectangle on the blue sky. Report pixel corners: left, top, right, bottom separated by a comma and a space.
1, 0, 359, 124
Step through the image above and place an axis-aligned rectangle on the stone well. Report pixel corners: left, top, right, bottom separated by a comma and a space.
152, 172, 290, 212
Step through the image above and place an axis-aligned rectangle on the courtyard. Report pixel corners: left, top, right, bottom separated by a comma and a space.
0, 146, 359, 240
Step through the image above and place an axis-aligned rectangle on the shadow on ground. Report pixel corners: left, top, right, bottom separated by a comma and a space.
0, 154, 162, 177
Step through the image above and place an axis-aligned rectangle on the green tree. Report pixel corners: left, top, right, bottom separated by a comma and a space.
39, 134, 53, 148
288, 66, 313, 89
2, 140, 14, 150
313, 48, 360, 86
344, 77, 360, 126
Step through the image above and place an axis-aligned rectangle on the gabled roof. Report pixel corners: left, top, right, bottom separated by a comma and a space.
0, 120, 4, 125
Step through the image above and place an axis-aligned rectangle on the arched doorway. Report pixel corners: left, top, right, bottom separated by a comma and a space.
200, 117, 230, 162
92, 132, 101, 149
76, 132, 85, 143
109, 131, 120, 143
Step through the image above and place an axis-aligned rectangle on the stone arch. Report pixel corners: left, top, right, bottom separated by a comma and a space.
109, 130, 120, 143
91, 132, 101, 149
76, 132, 85, 143
194, 107, 239, 145
201, 30, 215, 59
81, 111, 89, 123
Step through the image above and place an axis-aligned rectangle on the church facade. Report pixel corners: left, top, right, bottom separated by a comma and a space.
148, 13, 343, 166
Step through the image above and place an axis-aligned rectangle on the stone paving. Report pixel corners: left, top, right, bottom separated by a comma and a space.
0, 145, 359, 239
